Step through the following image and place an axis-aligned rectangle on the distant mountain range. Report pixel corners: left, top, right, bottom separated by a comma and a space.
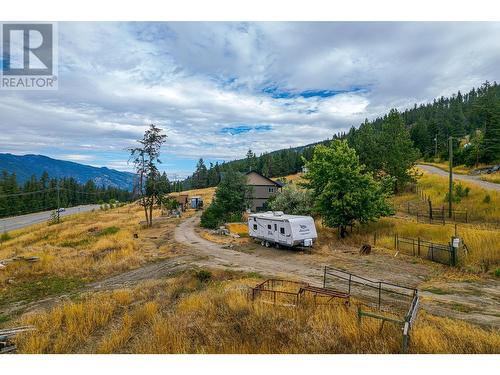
0, 153, 135, 191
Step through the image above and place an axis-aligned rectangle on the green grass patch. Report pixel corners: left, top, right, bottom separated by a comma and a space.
0, 232, 12, 242
60, 237, 93, 247
96, 226, 120, 236
495, 268, 500, 278
451, 303, 473, 313
0, 276, 85, 306
423, 287, 450, 295
0, 314, 11, 324
246, 271, 264, 279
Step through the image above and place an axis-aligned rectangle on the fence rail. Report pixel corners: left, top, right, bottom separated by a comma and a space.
402, 201, 468, 225
323, 266, 417, 316
323, 266, 419, 353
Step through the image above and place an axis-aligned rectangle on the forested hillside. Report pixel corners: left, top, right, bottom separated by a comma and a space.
0, 171, 132, 218
181, 82, 500, 191
0, 154, 135, 190
356, 81, 500, 165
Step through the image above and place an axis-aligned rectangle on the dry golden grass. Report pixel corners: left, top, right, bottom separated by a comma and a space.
313, 217, 499, 271
0, 204, 179, 306
414, 168, 500, 224
226, 223, 248, 235
277, 172, 305, 185
12, 271, 500, 354
480, 172, 500, 184
170, 187, 216, 206
198, 229, 250, 246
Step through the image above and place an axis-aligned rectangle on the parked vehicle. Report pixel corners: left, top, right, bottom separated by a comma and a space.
56, 208, 65, 213
248, 211, 317, 248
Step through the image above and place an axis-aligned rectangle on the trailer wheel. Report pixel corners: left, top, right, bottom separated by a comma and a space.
265, 241, 271, 248
275, 243, 280, 249
261, 240, 265, 247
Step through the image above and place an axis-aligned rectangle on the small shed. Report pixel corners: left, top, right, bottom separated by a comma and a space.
172, 194, 189, 211
191, 196, 203, 209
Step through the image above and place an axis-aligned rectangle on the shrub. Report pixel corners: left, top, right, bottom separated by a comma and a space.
195, 269, 212, 283
200, 204, 224, 229
445, 183, 471, 203
200, 170, 250, 229
483, 194, 491, 204
495, 268, 500, 278
48, 210, 60, 225
267, 185, 314, 215
0, 231, 12, 242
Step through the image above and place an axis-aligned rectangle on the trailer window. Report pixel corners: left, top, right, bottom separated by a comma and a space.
253, 217, 256, 222
280, 227, 285, 234
267, 224, 271, 230
274, 224, 277, 231
253, 224, 257, 230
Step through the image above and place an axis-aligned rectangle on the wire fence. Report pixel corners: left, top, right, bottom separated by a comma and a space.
323, 266, 417, 316
323, 266, 419, 353
394, 234, 466, 266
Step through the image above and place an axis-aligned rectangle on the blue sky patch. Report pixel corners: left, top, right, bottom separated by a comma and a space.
220, 124, 272, 135
262, 86, 367, 99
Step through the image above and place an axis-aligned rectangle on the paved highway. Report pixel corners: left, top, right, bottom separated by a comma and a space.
418, 164, 500, 192
0, 204, 101, 232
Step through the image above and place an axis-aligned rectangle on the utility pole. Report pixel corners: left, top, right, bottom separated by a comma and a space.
434, 134, 438, 159
448, 136, 453, 218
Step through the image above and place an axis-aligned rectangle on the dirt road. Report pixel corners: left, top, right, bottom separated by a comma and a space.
418, 164, 500, 192
174, 213, 500, 327
6, 212, 498, 328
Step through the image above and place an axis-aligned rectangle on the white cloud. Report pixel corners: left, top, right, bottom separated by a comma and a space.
1, 22, 499, 174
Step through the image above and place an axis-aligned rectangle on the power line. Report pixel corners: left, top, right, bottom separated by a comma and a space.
0, 186, 126, 199
0, 187, 57, 198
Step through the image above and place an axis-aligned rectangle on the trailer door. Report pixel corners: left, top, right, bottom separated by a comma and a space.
278, 223, 291, 245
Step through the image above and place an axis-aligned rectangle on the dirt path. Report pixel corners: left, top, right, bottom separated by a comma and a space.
175, 213, 500, 327
6, 213, 498, 328
418, 164, 500, 192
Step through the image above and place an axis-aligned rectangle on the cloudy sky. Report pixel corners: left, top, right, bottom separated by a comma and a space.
1, 22, 499, 178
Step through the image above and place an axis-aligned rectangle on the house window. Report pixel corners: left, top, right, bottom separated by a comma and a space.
267, 224, 272, 230
280, 227, 285, 235
253, 224, 258, 230
274, 224, 277, 231
269, 187, 274, 193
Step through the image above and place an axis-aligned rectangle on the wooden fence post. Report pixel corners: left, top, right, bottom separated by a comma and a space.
428, 199, 433, 221
378, 282, 382, 309
417, 237, 421, 256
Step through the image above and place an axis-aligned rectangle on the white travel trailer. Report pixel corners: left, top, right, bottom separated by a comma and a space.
248, 211, 318, 248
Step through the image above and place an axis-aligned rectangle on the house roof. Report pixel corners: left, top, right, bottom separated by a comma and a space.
245, 171, 282, 187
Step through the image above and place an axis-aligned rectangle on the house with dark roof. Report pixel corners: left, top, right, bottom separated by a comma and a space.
245, 171, 284, 211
